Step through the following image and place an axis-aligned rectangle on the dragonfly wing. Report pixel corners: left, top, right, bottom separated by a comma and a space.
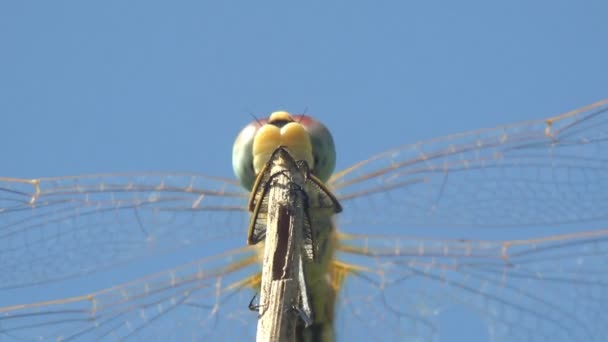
0, 246, 261, 341
0, 173, 249, 289
331, 100, 608, 236
334, 232, 608, 341
328, 100, 608, 341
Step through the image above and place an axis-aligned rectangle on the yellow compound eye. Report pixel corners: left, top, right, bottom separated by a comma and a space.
280, 122, 313, 168
252, 125, 281, 175
252, 124, 281, 156
252, 120, 314, 176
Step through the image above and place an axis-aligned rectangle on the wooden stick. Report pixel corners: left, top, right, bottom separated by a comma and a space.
256, 148, 306, 342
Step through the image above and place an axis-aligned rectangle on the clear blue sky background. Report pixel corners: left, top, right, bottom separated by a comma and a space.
0, 1, 606, 341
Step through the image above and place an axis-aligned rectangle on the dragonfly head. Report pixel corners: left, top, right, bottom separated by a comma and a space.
232, 111, 336, 190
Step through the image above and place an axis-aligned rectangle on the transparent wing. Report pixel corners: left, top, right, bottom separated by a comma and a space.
323, 99, 608, 341
0, 246, 261, 341
3, 231, 604, 341
334, 231, 608, 341
2, 100, 608, 341
331, 100, 608, 236
0, 173, 249, 288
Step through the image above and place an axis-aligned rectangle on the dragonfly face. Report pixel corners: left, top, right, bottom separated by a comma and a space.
232, 111, 336, 191
1, 100, 608, 341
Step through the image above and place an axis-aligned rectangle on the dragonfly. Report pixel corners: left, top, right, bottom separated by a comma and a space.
1, 100, 608, 341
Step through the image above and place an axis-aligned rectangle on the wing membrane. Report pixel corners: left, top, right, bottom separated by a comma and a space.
0, 246, 260, 341
0, 173, 249, 288
2, 101, 608, 340
331, 100, 608, 235
334, 229, 608, 341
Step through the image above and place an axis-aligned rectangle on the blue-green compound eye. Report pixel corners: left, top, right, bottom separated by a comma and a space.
232, 113, 336, 191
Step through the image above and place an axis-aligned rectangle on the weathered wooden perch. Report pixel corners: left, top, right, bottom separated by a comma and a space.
254, 147, 307, 342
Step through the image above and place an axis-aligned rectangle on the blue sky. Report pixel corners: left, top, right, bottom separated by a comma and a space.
0, 1, 607, 341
